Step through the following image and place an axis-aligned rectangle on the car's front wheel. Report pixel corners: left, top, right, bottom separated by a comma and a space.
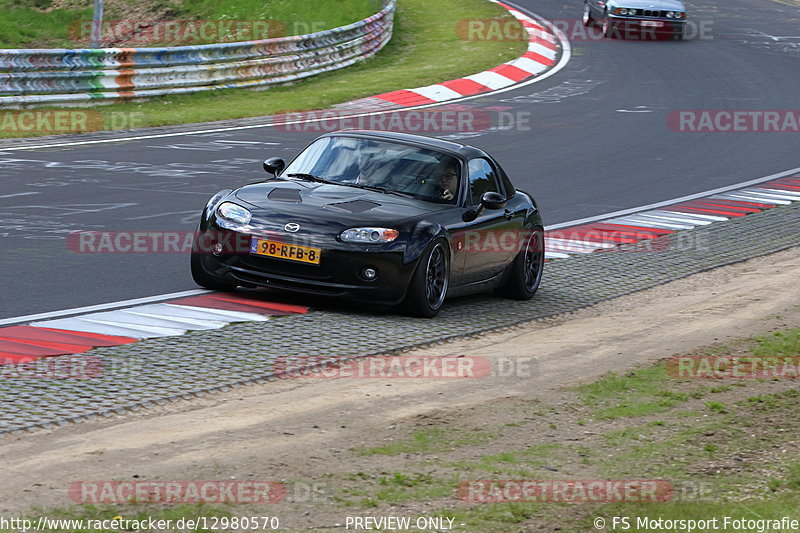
496, 228, 544, 300
582, 2, 593, 26
602, 14, 616, 38
402, 239, 450, 318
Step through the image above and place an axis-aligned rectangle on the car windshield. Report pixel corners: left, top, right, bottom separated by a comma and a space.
281, 136, 461, 204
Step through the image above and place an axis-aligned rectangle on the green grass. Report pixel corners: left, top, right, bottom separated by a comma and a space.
752, 328, 800, 357
0, 1, 90, 48
0, 0, 378, 48
574, 365, 693, 419
0, 0, 525, 138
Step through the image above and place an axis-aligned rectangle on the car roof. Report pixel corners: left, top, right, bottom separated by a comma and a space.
321, 129, 488, 159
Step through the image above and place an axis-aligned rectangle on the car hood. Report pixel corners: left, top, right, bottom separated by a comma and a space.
232, 181, 446, 235
611, 0, 685, 10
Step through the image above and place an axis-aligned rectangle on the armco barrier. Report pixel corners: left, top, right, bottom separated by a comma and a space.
0, 1, 394, 107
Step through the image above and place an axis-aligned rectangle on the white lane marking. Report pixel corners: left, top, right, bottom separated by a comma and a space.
408, 84, 468, 102
30, 317, 179, 338
546, 165, 800, 230
528, 42, 558, 59
722, 192, 794, 204
641, 211, 714, 225
165, 304, 269, 322
0, 289, 208, 326
123, 310, 228, 329
0, 192, 40, 198
465, 71, 517, 90
659, 210, 728, 222
712, 193, 792, 205
77, 309, 202, 330
0, 7, 571, 152
507, 57, 549, 74
750, 188, 800, 200
131, 303, 240, 323
607, 216, 694, 230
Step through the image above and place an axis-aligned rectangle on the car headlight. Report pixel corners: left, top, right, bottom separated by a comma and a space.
339, 227, 399, 244
217, 202, 252, 225
617, 8, 628, 14
666, 11, 675, 17
627, 8, 636, 14
204, 190, 231, 219
676, 12, 686, 18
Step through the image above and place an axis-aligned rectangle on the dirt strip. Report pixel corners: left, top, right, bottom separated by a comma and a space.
1, 246, 799, 525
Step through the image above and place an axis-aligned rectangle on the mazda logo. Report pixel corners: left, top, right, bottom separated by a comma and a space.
284, 223, 300, 233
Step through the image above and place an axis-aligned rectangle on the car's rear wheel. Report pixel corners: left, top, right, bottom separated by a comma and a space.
403, 239, 449, 318
582, 2, 593, 26
190, 227, 237, 292
496, 228, 544, 300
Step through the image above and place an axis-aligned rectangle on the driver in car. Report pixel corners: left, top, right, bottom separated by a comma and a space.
432, 162, 459, 201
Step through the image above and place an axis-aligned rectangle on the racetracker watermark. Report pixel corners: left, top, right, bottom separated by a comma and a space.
68, 19, 298, 45
0, 111, 145, 134
545, 230, 708, 254
457, 479, 674, 502
274, 110, 531, 133
273, 356, 538, 379
666, 356, 800, 379
456, 18, 713, 42
669, 110, 800, 132
67, 229, 705, 255
1, 355, 102, 379
1, 355, 142, 379
69, 481, 287, 504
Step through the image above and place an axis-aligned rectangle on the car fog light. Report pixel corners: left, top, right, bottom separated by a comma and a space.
212, 243, 224, 256
362, 267, 378, 280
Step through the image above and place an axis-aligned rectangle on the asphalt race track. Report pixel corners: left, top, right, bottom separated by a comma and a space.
0, 0, 798, 320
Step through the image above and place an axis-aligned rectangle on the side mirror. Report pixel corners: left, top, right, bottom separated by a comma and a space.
480, 191, 507, 210
263, 157, 285, 176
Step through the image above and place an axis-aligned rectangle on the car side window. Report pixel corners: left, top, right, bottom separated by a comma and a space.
467, 158, 500, 206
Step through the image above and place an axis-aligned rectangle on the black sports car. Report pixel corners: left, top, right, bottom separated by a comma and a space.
191, 130, 544, 317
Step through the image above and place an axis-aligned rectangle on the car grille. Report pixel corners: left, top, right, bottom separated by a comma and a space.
640, 9, 668, 17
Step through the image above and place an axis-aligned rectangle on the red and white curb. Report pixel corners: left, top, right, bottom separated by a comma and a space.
0, 294, 307, 364
338, 1, 561, 110
544, 174, 800, 259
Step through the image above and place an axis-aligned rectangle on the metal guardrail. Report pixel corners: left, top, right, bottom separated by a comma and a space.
0, 0, 394, 107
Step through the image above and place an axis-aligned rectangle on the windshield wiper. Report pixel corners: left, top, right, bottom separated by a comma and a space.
339, 182, 414, 198
286, 173, 335, 184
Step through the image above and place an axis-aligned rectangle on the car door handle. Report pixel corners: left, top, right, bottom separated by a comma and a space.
504, 209, 514, 220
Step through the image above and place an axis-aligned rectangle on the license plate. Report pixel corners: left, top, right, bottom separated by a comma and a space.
250, 237, 321, 265
640, 21, 664, 28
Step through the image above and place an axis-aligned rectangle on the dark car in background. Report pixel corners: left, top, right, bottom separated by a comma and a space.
191, 130, 544, 317
583, 0, 687, 39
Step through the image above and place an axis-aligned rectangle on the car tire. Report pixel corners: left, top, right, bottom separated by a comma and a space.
402, 239, 450, 318
582, 2, 593, 26
190, 228, 237, 292
496, 228, 544, 300
602, 15, 616, 38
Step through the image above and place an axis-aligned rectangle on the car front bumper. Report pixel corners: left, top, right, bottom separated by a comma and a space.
194, 227, 416, 306
607, 15, 686, 33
